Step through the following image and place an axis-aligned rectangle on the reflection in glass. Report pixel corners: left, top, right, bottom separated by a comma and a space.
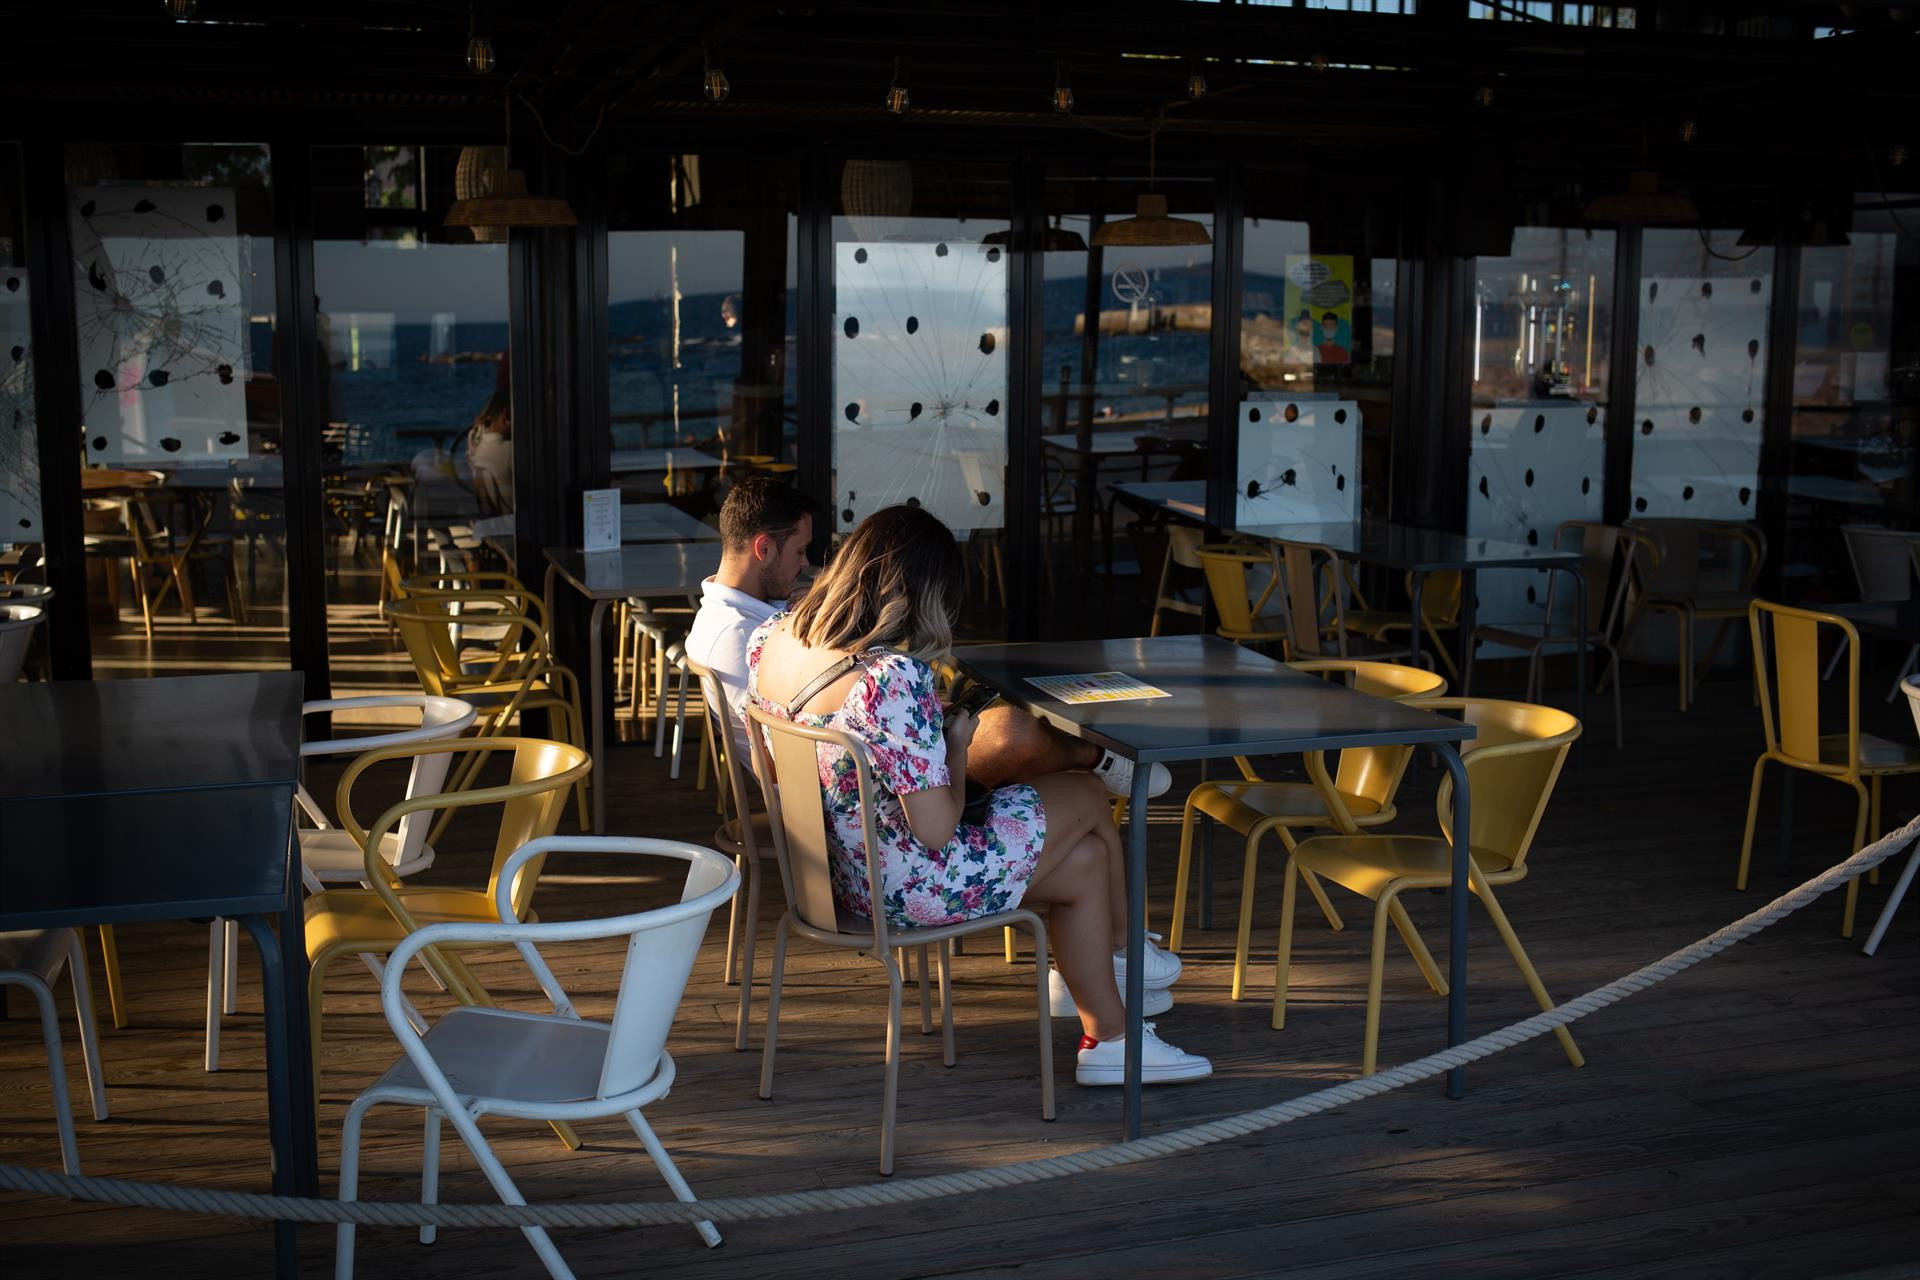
312, 142, 509, 697
0, 143, 39, 558
1630, 230, 1772, 520
1468, 226, 1613, 628
62, 142, 285, 678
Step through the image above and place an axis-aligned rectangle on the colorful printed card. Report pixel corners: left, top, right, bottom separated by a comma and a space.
1025, 672, 1171, 705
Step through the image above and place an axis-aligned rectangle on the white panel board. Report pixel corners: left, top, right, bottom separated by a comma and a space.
0, 274, 38, 541
1236, 396, 1360, 527
1468, 401, 1605, 629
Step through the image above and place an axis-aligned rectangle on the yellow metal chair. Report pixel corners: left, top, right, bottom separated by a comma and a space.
1270, 539, 1421, 667
1168, 659, 1448, 1003
1195, 542, 1289, 649
1735, 600, 1920, 936
303, 737, 590, 1105
384, 593, 588, 835
1622, 518, 1766, 711
745, 702, 1053, 1176
1343, 570, 1463, 685
1273, 697, 1584, 1076
1149, 524, 1208, 636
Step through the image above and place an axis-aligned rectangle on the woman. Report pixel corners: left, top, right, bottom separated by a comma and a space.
747, 504, 1210, 1086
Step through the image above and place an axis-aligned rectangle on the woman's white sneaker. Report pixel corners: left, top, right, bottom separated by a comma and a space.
1075, 1025, 1212, 1086
1093, 751, 1173, 799
1114, 932, 1182, 990
1048, 966, 1171, 1018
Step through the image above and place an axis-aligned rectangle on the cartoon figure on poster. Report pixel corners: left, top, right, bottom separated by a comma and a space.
1284, 254, 1354, 366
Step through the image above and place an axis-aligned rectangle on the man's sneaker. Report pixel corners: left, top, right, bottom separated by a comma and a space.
1049, 966, 1171, 1018
1093, 751, 1173, 799
1075, 1024, 1213, 1086
1114, 932, 1182, 990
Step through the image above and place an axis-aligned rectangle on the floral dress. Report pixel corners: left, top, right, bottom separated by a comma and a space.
746, 615, 1047, 930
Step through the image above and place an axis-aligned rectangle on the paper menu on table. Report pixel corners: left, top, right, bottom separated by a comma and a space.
583, 488, 621, 552
1025, 672, 1171, 705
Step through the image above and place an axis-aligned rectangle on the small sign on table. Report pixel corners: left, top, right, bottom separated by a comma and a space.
1025, 672, 1171, 705
583, 488, 620, 552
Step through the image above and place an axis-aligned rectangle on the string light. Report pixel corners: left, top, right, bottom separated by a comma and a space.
1053, 60, 1073, 113
703, 44, 730, 102
465, 4, 494, 75
885, 57, 908, 114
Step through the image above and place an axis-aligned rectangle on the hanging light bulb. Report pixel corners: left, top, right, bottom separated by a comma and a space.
1678, 119, 1698, 143
1891, 143, 1909, 167
885, 57, 909, 114
165, 0, 198, 17
466, 32, 496, 75
1310, 51, 1329, 73
1053, 61, 1074, 113
703, 45, 731, 102
1186, 61, 1207, 99
1475, 85, 1494, 108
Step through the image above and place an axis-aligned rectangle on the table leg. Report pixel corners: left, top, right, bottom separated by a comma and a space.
1570, 565, 1588, 766
1455, 570, 1477, 686
239, 911, 313, 1280
1407, 572, 1426, 672
588, 597, 611, 833
1123, 764, 1151, 1139
1435, 742, 1471, 1099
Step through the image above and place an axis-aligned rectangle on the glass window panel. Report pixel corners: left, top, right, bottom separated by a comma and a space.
63, 142, 283, 678
312, 142, 509, 699
835, 159, 1012, 641
606, 151, 799, 520
1043, 169, 1214, 639
1, 142, 38, 564
1630, 229, 1773, 521
1785, 194, 1918, 600
1468, 225, 1614, 630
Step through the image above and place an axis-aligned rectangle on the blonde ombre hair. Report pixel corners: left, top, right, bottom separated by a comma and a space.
788, 505, 964, 662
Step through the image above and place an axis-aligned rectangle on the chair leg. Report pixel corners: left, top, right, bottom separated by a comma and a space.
733, 856, 764, 1052
1473, 874, 1583, 1068
1677, 611, 1692, 712
1842, 782, 1870, 939
1234, 830, 1264, 1002
1886, 644, 1920, 703
334, 1094, 376, 1280
205, 918, 225, 1073
440, 1101, 576, 1279
1608, 643, 1625, 749
667, 660, 690, 781
1735, 755, 1769, 891
1170, 795, 1201, 954
1027, 918, 1056, 1121
757, 914, 791, 1099
64, 933, 108, 1121
1270, 858, 1301, 1030
1822, 633, 1848, 682
23, 974, 81, 1175
1359, 892, 1396, 1076
936, 940, 957, 1068
1862, 841, 1920, 956
916, 943, 933, 1034
880, 952, 904, 1176
626, 1109, 723, 1248
1003, 925, 1016, 964
1868, 776, 1883, 886
722, 855, 745, 986
222, 918, 239, 1015
96, 926, 127, 1030
1387, 900, 1449, 997
419, 1108, 441, 1246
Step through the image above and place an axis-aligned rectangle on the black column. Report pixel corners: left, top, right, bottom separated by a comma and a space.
1602, 224, 1642, 527
1207, 162, 1245, 532
1005, 155, 1045, 642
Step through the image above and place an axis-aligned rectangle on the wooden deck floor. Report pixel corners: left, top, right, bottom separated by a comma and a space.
3, 664, 1918, 1279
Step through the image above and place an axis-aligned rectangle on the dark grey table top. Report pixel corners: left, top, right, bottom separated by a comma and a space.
1111, 480, 1208, 518
953, 635, 1472, 764
1831, 600, 1920, 642
545, 542, 723, 601
1235, 520, 1585, 573
0, 671, 303, 802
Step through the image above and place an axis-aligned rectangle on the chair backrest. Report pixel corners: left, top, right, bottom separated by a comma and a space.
1274, 540, 1357, 658
1841, 526, 1917, 603
1167, 523, 1207, 570
1426, 697, 1580, 872
1404, 569, 1463, 626
0, 604, 45, 684
1904, 675, 1920, 740
337, 737, 590, 939
1632, 518, 1766, 596
690, 661, 758, 846
1540, 521, 1629, 634
1196, 542, 1284, 643
298, 695, 477, 866
1748, 599, 1861, 776
1287, 659, 1446, 809
744, 700, 884, 947
390, 836, 738, 1106
385, 594, 553, 695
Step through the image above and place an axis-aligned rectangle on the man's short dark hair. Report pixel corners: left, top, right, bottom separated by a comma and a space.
719, 475, 820, 554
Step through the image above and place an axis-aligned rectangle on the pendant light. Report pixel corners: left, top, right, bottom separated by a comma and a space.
1580, 170, 1699, 225
1091, 122, 1211, 248
444, 97, 578, 233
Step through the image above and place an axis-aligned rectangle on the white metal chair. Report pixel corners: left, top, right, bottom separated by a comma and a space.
204, 694, 477, 1071
1862, 673, 1920, 957
1823, 527, 1920, 701
0, 929, 109, 1175
745, 701, 1055, 1176
0, 602, 45, 683
621, 598, 695, 778
334, 835, 739, 1280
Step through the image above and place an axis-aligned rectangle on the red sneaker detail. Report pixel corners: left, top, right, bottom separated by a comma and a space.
1077, 1034, 1102, 1052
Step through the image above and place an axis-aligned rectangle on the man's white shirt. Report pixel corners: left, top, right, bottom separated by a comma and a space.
684, 575, 783, 750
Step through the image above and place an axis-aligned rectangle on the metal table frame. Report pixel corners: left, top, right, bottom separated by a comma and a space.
954, 636, 1477, 1138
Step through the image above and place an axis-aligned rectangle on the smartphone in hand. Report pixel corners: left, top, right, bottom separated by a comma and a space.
946, 682, 1002, 719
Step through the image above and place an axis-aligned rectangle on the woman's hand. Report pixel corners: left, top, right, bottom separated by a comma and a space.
943, 706, 978, 754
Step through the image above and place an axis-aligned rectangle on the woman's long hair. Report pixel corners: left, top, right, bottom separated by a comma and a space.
787, 504, 964, 661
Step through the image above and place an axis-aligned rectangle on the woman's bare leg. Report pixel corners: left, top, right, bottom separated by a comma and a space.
1019, 772, 1125, 1039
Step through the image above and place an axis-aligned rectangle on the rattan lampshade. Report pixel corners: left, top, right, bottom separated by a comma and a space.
444, 166, 577, 230
1580, 171, 1699, 225
1089, 194, 1211, 247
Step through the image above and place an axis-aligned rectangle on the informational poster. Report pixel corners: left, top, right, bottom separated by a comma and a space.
1284, 254, 1355, 366
833, 240, 1008, 534
582, 487, 621, 552
70, 185, 251, 464
1025, 672, 1170, 705
0, 272, 39, 542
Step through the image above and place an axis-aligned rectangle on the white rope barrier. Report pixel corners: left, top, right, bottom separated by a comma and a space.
2, 814, 1915, 1231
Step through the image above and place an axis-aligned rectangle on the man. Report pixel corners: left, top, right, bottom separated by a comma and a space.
685, 475, 820, 751
688, 478, 1168, 799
